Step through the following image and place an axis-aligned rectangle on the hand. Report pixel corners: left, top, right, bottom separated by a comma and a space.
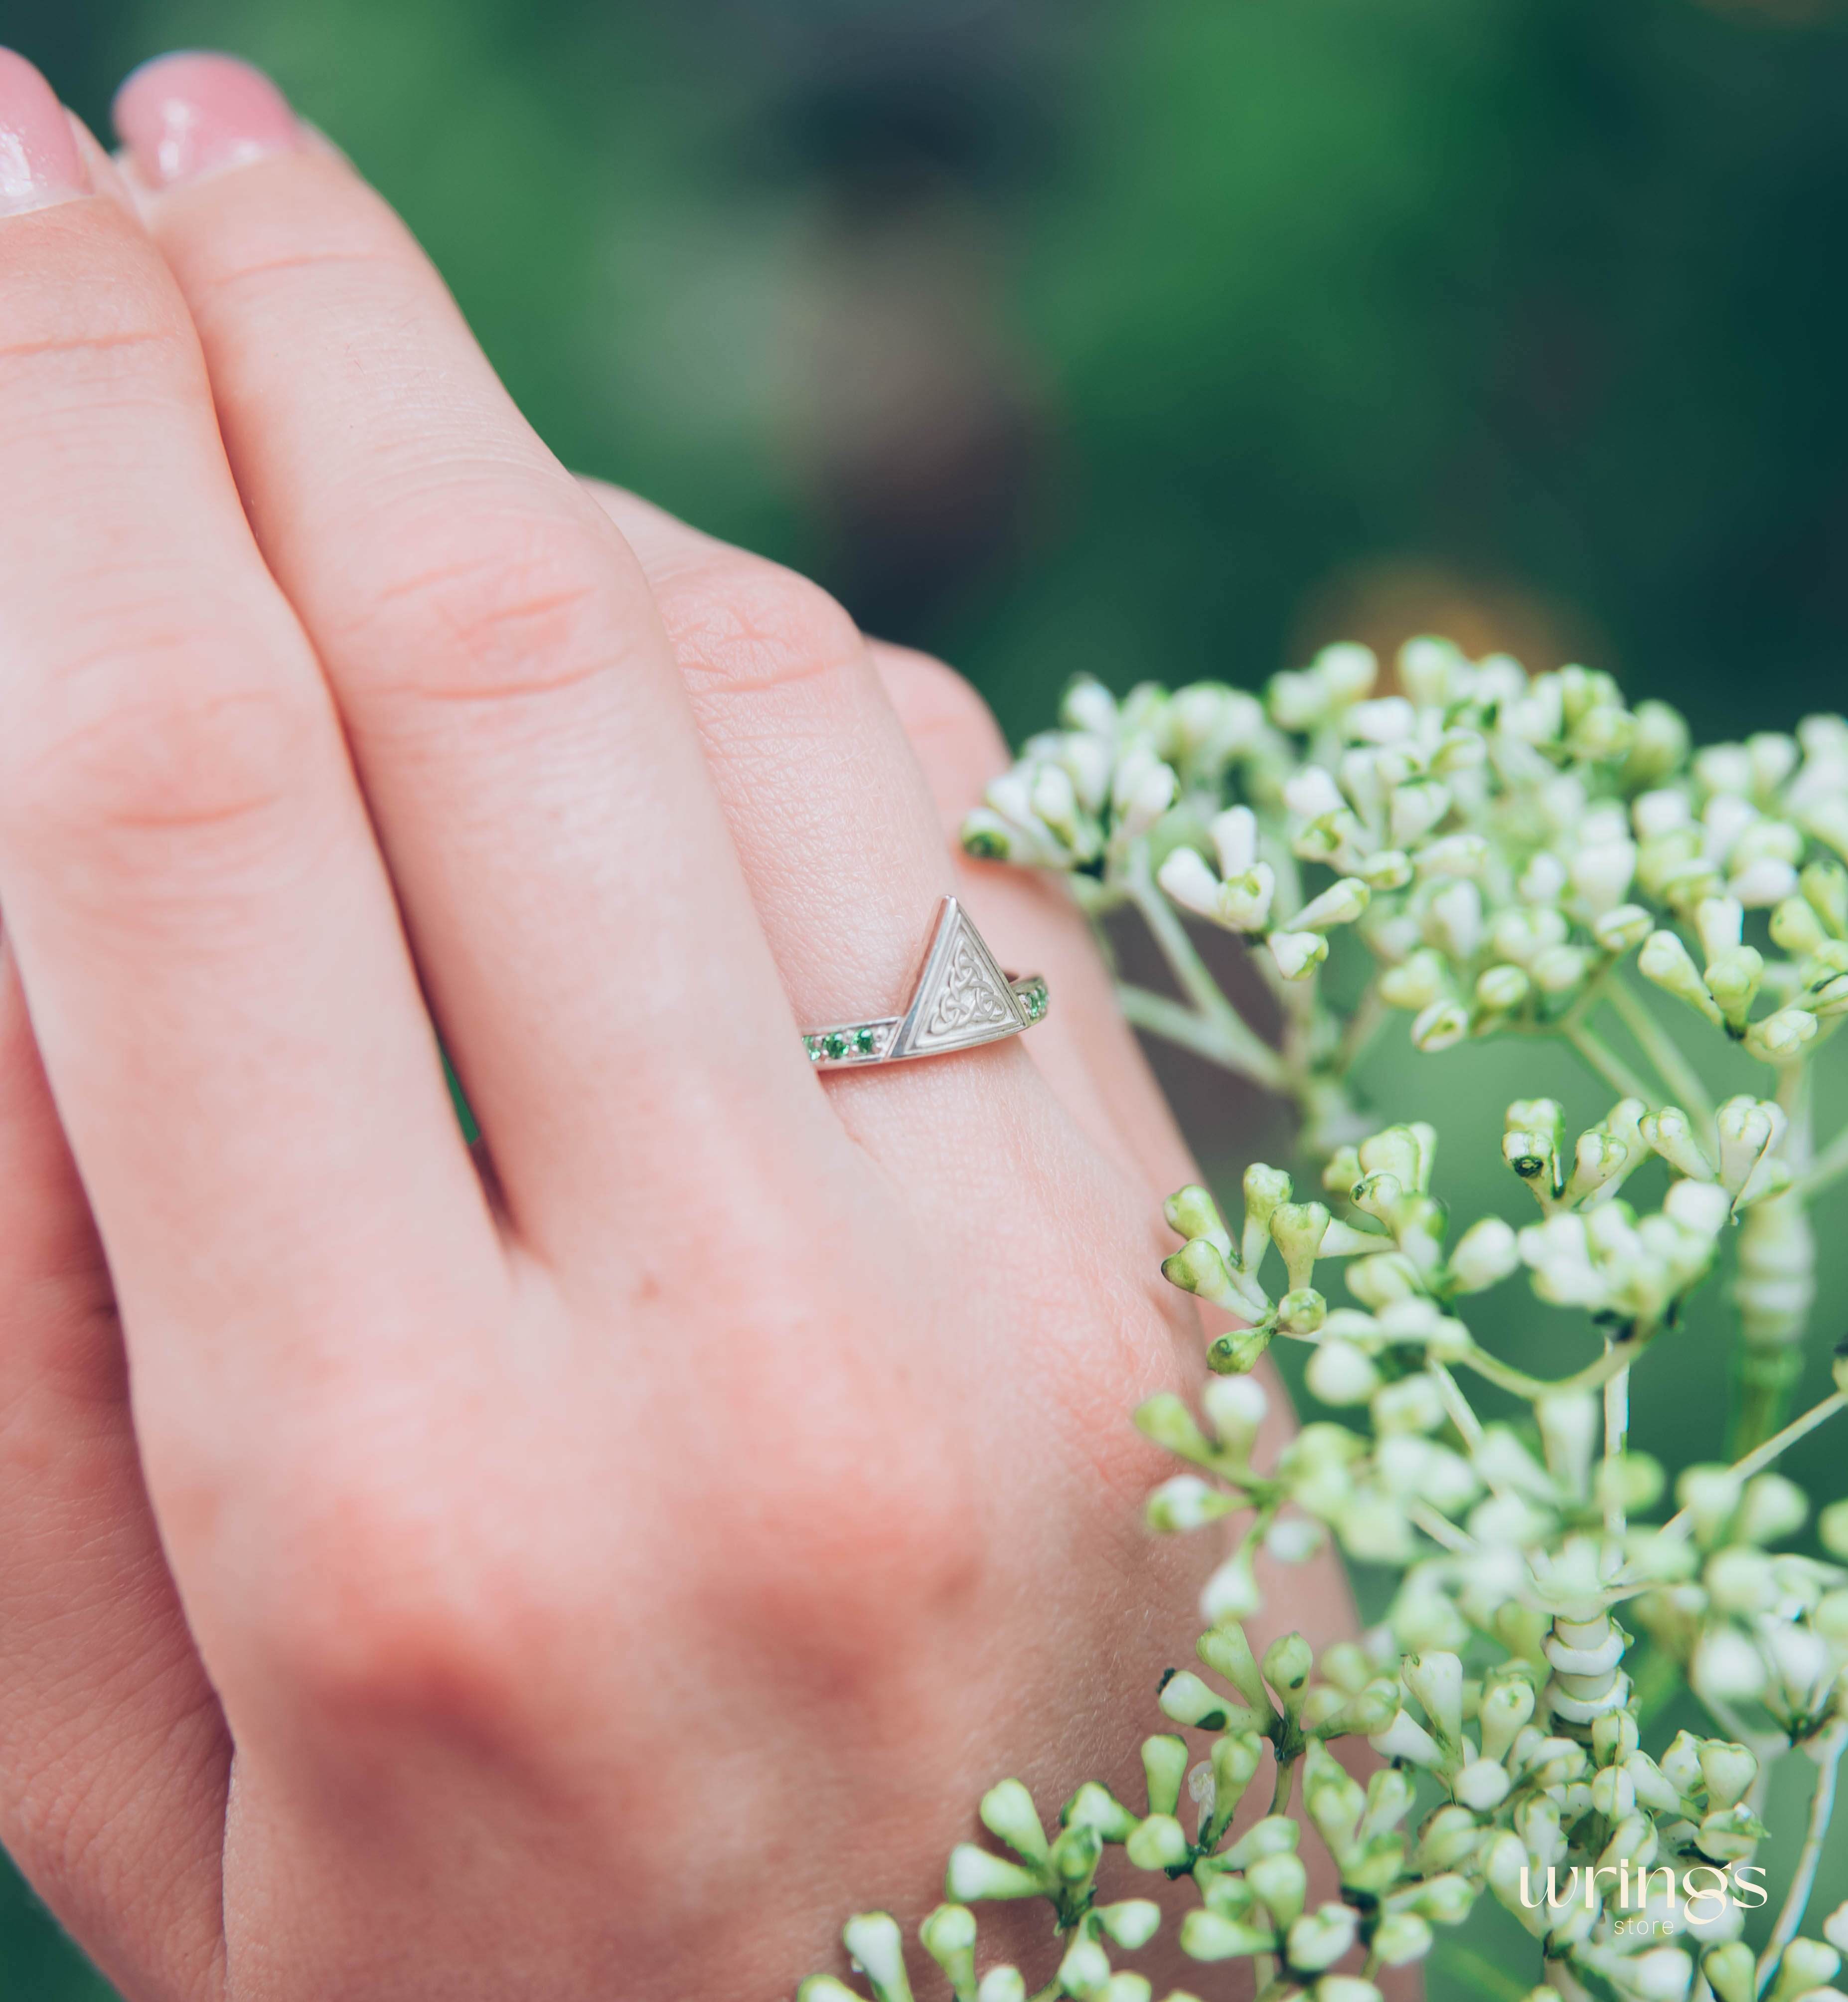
0, 49, 1349, 2000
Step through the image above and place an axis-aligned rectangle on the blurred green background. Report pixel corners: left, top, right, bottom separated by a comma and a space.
1, 0, 1846, 1991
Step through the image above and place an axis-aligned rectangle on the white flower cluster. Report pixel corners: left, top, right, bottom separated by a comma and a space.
803, 643, 1848, 2002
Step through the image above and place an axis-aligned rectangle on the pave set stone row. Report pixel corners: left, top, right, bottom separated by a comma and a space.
802, 978, 1048, 1067
804, 1022, 891, 1064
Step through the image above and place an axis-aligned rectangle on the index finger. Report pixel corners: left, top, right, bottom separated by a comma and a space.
0, 60, 498, 1580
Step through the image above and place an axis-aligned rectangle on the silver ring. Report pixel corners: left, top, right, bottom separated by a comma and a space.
802, 897, 1048, 1069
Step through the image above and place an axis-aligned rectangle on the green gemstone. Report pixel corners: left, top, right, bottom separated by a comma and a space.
823, 1032, 849, 1060
855, 1027, 877, 1054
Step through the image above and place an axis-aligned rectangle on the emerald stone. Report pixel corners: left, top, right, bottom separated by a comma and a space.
823, 1032, 849, 1059
855, 1027, 877, 1054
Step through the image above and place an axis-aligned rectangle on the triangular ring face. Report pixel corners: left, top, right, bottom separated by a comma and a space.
889, 898, 1028, 1059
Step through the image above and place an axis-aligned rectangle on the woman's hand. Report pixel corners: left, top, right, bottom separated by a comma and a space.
0, 49, 1349, 2000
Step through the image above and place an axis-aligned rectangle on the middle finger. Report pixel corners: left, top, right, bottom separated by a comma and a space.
114, 54, 833, 1260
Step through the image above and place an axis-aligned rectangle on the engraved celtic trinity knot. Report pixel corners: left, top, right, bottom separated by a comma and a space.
890, 898, 1028, 1058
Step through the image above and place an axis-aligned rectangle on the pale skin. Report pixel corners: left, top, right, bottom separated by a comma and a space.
0, 47, 1353, 2001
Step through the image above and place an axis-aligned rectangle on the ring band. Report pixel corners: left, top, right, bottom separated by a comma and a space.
802, 897, 1048, 1069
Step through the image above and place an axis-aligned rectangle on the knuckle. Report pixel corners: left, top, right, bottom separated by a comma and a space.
656, 553, 867, 700
880, 647, 1009, 773
689, 1354, 984, 1695
0, 207, 188, 397
250, 1490, 537, 1742
341, 510, 623, 708
3, 635, 319, 869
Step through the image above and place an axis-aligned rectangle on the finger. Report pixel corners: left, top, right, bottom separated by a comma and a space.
582, 483, 1059, 1185
869, 639, 1201, 1199
115, 55, 831, 1259
0, 929, 227, 2001
0, 53, 494, 1619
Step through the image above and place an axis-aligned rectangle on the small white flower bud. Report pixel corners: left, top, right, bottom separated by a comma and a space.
1773, 894, 1830, 953
1373, 1371, 1446, 1433
1593, 902, 1654, 952
1295, 877, 1371, 930
1369, 1709, 1443, 1768
1113, 750, 1177, 837
1665, 1177, 1732, 1235
1349, 695, 1414, 743
1572, 840, 1638, 912
1641, 1105, 1715, 1180
1475, 964, 1532, 1012
1448, 1215, 1520, 1292
1634, 787, 1693, 837
1285, 766, 1346, 820
1693, 1631, 1768, 1703
1159, 1672, 1235, 1731
1453, 1760, 1511, 1810
1379, 949, 1449, 1010
1247, 1850, 1308, 1929
1740, 1471, 1807, 1544
1478, 1676, 1536, 1764
1731, 856, 1799, 906
1221, 863, 1277, 931
1402, 1651, 1464, 1742
1533, 943, 1593, 994
1696, 895, 1746, 959
1419, 833, 1491, 877
1705, 946, 1765, 1030
1307, 1338, 1380, 1406
1200, 1549, 1263, 1623
1772, 1941, 1841, 2002
1360, 847, 1413, 889
1390, 779, 1452, 846
1124, 1813, 1189, 1872
842, 1914, 914, 2002
1056, 1938, 1111, 1999
1265, 1515, 1325, 1564
919, 1904, 977, 1995
1202, 1374, 1268, 1451
1412, 999, 1471, 1051
1640, 930, 1724, 1024
945, 1844, 1045, 1902
979, 1781, 1049, 1867
1147, 1476, 1234, 1533
1427, 879, 1484, 958
1269, 929, 1330, 980
1745, 1007, 1818, 1062
1287, 1904, 1360, 1973
1211, 804, 1258, 875
977, 1972, 1028, 2002
1094, 1900, 1161, 1952
1625, 1947, 1694, 2002
1157, 846, 1223, 919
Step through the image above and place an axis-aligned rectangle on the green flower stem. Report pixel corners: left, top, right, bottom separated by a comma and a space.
1407, 1500, 1478, 1553
1564, 1021, 1655, 1107
1428, 1360, 1486, 1452
1115, 981, 1286, 1087
1603, 975, 1718, 1128
1337, 984, 1389, 1073
1791, 1121, 1848, 1203
1456, 1333, 1655, 1403
1655, 1390, 1848, 1544
1603, 1346, 1630, 1553
1755, 1724, 1848, 1997
1124, 862, 1289, 1093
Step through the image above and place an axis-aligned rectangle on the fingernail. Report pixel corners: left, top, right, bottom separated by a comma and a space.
0, 48, 86, 216
113, 51, 299, 191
